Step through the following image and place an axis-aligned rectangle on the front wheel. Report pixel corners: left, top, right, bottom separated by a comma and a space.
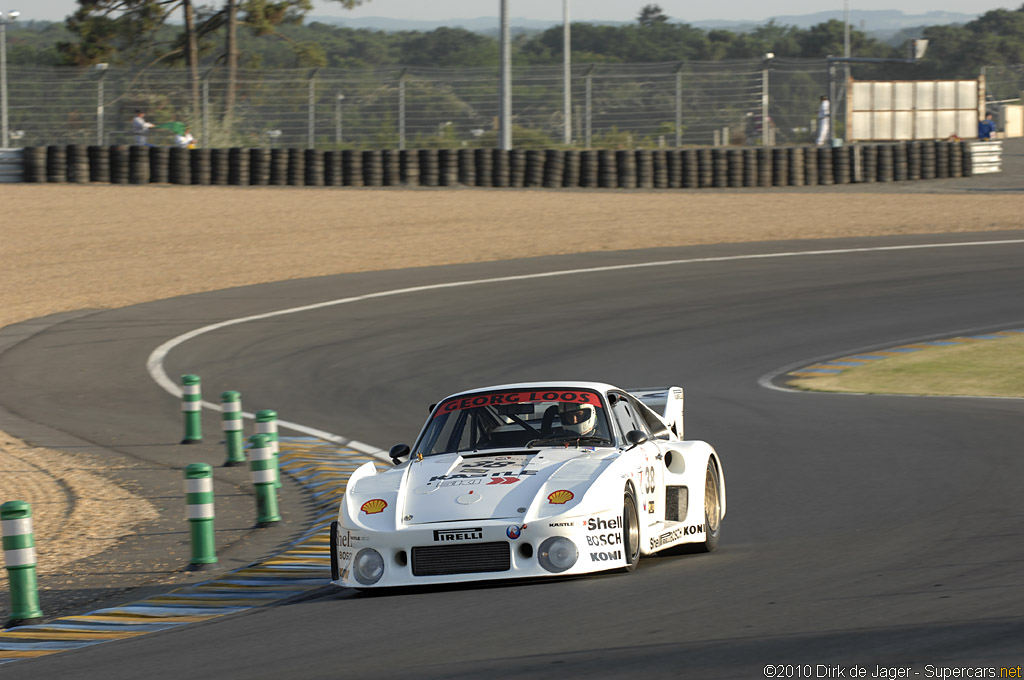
697, 461, 722, 553
622, 486, 641, 572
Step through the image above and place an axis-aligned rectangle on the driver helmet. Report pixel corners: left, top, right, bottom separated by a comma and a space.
558, 402, 596, 436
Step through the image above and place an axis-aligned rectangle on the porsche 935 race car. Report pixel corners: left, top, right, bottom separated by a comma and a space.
331, 382, 725, 588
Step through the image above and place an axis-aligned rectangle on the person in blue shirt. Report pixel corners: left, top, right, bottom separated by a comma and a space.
978, 113, 997, 140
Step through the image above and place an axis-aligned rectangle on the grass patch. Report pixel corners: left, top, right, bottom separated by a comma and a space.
789, 333, 1024, 397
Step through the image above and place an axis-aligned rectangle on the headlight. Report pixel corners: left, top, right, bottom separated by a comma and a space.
353, 548, 385, 585
537, 536, 578, 573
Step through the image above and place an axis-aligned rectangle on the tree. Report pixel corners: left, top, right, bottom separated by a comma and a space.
637, 4, 669, 28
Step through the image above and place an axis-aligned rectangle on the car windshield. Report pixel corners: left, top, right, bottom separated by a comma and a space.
413, 388, 614, 456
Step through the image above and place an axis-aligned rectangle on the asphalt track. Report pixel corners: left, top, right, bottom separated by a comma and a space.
3, 232, 1024, 678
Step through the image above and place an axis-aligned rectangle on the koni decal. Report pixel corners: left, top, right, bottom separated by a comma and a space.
649, 524, 703, 550
434, 390, 603, 417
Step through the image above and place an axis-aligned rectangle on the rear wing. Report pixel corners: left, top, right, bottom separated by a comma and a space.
627, 386, 684, 439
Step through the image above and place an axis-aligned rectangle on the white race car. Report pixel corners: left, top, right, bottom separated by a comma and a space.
331, 382, 725, 588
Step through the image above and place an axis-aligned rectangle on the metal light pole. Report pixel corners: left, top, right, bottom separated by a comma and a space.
499, 0, 511, 150
563, 0, 571, 145
0, 10, 20, 149
335, 93, 344, 146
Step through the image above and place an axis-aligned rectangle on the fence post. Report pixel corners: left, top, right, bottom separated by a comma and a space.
221, 390, 245, 466
201, 70, 211, 148
254, 409, 281, 489
308, 68, 319, 150
585, 66, 594, 148
181, 374, 202, 444
675, 63, 683, 148
399, 69, 407, 151
2, 500, 43, 627
184, 463, 217, 568
248, 434, 281, 526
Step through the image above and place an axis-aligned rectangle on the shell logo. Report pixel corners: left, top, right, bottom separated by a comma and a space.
547, 489, 574, 505
360, 499, 388, 515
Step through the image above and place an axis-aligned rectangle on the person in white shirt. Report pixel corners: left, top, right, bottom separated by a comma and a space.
132, 110, 155, 145
816, 96, 831, 146
175, 127, 195, 149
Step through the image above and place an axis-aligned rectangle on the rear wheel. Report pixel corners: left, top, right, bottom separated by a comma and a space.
622, 486, 641, 572
698, 461, 722, 553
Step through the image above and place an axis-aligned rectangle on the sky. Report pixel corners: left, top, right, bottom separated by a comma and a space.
18, 0, 1018, 24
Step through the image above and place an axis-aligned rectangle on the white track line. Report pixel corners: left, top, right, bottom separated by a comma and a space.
146, 238, 1024, 450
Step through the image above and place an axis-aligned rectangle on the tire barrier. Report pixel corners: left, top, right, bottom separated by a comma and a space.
16, 142, 981, 189
877, 144, 894, 183
579, 149, 598, 188
248, 148, 269, 186
787, 147, 804, 186
474, 148, 492, 187
543, 149, 564, 188
221, 390, 246, 467
184, 463, 217, 568
418, 149, 439, 187
169, 147, 191, 185
893, 143, 908, 182
1, 500, 43, 627
210, 148, 230, 186
23, 146, 47, 183
342, 149, 363, 187
459, 148, 476, 187
771, 147, 788, 187
46, 145, 67, 184
696, 148, 713, 188
150, 146, 169, 184
254, 409, 281, 489
67, 144, 90, 184
492, 149, 510, 188
229, 147, 250, 186
382, 149, 401, 187
362, 150, 383, 187
742, 148, 758, 187
635, 150, 653, 189
324, 150, 342, 187
440, 148, 459, 187
248, 434, 281, 526
802, 147, 818, 186
598, 150, 616, 188
180, 374, 203, 444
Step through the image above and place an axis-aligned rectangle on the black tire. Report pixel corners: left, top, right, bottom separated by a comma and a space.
622, 485, 641, 572
698, 461, 722, 553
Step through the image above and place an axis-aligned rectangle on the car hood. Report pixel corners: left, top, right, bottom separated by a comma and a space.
353, 449, 617, 526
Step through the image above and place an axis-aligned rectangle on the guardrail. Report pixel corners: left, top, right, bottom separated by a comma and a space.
1, 140, 994, 189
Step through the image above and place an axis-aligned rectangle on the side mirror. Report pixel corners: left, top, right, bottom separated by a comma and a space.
625, 430, 649, 450
389, 443, 410, 465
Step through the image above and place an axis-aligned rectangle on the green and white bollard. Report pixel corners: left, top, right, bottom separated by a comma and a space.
2, 500, 43, 627
254, 409, 281, 489
221, 391, 246, 467
248, 434, 281, 526
180, 374, 203, 445
184, 463, 217, 568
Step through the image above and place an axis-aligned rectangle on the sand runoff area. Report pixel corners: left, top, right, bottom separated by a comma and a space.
0, 183, 1021, 611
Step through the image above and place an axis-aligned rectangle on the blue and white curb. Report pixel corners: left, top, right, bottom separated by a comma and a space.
0, 437, 375, 665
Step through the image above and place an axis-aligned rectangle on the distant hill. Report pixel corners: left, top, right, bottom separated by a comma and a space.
305, 9, 977, 34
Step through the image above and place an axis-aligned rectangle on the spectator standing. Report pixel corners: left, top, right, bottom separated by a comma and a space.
816, 96, 831, 146
977, 113, 997, 140
132, 110, 154, 145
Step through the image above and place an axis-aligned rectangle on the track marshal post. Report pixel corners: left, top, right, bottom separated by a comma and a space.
1, 500, 44, 627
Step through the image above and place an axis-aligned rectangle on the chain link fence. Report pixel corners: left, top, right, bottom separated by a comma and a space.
4, 59, 835, 149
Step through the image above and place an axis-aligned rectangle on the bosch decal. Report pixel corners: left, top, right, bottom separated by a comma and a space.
433, 528, 484, 542
585, 533, 622, 547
